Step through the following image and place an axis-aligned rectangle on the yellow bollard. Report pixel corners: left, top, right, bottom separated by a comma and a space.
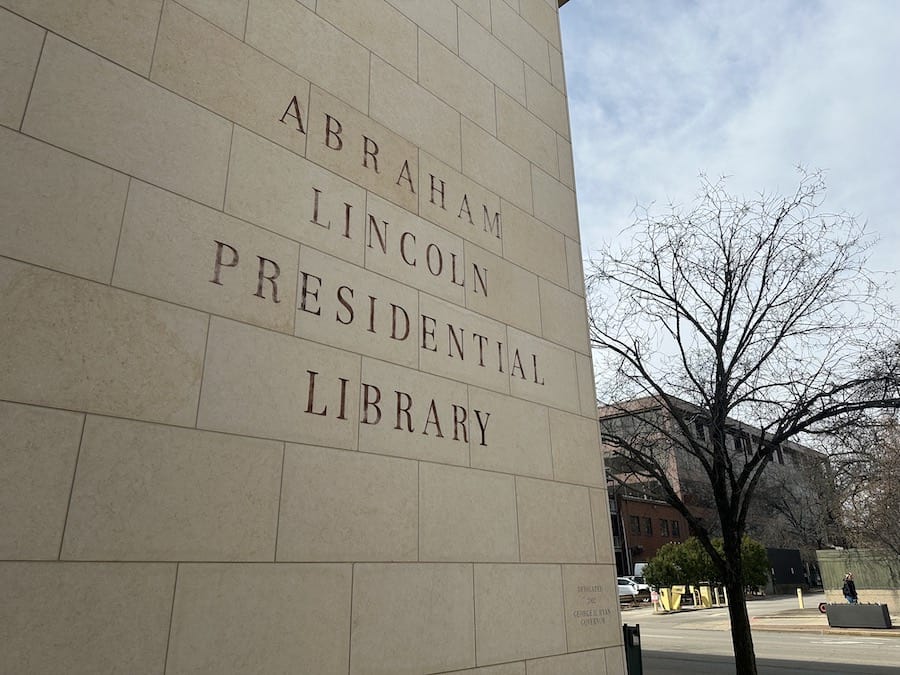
797, 588, 804, 609
699, 584, 713, 608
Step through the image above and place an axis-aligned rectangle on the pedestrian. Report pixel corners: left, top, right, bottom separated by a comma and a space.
842, 572, 858, 604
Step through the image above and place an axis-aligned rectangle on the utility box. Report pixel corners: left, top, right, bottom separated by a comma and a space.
623, 623, 643, 675
826, 604, 893, 629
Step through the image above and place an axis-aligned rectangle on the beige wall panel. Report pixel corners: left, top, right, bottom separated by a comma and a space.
176, 0, 248, 37
358, 357, 472, 465
419, 33, 495, 134
454, 0, 492, 29
539, 278, 590, 353
606, 645, 628, 674
461, 118, 533, 212
319, 0, 417, 79
0, 562, 174, 675
549, 46, 566, 93
520, 0, 560, 50
525, 65, 570, 138
507, 327, 580, 413
464, 243, 541, 335
566, 234, 585, 294
153, 2, 310, 158
419, 151, 502, 255
308, 87, 419, 213
23, 35, 231, 209
558, 134, 575, 187
197, 316, 361, 448
0, 259, 207, 426
474, 564, 566, 664
420, 463, 519, 562
550, 408, 604, 487
489, 0, 550, 80
0, 128, 127, 283
419, 293, 511, 394
245, 0, 369, 112
590, 487, 615, 564
364, 193, 466, 305
371, 56, 462, 170
562, 565, 623, 651
277, 444, 418, 561
0, 402, 82, 559
468, 387, 552, 478
0, 8, 43, 128
350, 563, 475, 674
576, 352, 599, 417
532, 165, 579, 239
458, 11, 525, 103
296, 247, 419, 367
496, 90, 559, 176
527, 649, 608, 675
2, 0, 161, 75
168, 563, 352, 675
225, 127, 366, 265
443, 664, 525, 675
390, 0, 459, 52
114, 181, 300, 333
500, 199, 567, 288
61, 417, 282, 561
516, 476, 595, 563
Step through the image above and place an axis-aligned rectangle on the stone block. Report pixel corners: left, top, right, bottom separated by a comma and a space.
516, 477, 595, 563
468, 387, 553, 478
420, 463, 519, 562
0, 127, 128, 283
224, 127, 367, 265
566, 235, 585, 294
558, 134, 575, 187
500, 199, 568, 288
295, 246, 419, 367
525, 65, 570, 138
245, 0, 369, 112
532, 165, 579, 240
114, 180, 300, 333
454, 0, 492, 29
464, 242, 541, 336
357, 357, 472, 466
474, 563, 566, 664
550, 408, 604, 486
418, 151, 503, 255
0, 259, 208, 426
590, 488, 615, 564
576, 352, 599, 417
489, 0, 551, 79
319, 0, 417, 79
61, 416, 282, 561
496, 89, 559, 176
167, 563, 352, 674
370, 55, 462, 170
461, 118, 532, 212
175, 0, 248, 37
458, 10, 525, 103
2, 0, 162, 75
307, 86, 419, 213
443, 664, 525, 675
0, 8, 43, 128
390, 0, 459, 52
0, 402, 82, 559
152, 1, 310, 158
197, 316, 361, 448
520, 0, 560, 50
0, 562, 174, 675
23, 35, 232, 209
539, 278, 590, 353
527, 649, 608, 675
507, 327, 580, 413
350, 563, 476, 674
562, 564, 622, 651
549, 46, 566, 93
277, 444, 418, 561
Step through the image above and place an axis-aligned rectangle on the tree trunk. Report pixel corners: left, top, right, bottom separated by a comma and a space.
723, 531, 757, 674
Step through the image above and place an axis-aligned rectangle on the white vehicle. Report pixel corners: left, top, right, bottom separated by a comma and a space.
617, 579, 636, 603
618, 576, 651, 602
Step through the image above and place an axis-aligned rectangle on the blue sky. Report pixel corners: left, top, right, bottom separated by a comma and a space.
559, 0, 900, 304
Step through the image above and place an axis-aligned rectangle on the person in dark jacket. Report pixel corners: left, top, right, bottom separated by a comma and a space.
842, 572, 859, 604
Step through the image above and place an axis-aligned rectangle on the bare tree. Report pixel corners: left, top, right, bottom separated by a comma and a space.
587, 171, 900, 675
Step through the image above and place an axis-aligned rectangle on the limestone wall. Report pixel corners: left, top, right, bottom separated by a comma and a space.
0, 1, 624, 672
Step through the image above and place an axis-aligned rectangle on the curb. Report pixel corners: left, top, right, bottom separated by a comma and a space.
752, 624, 900, 638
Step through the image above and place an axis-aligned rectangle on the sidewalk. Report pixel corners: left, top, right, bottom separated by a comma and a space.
750, 606, 900, 638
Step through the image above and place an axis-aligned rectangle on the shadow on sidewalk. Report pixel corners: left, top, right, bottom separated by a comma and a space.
643, 650, 899, 674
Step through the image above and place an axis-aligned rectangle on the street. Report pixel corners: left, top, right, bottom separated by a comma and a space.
622, 593, 900, 674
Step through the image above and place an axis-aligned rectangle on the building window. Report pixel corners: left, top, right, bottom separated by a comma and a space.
660, 519, 669, 537
693, 419, 706, 440
643, 517, 653, 536
671, 520, 681, 537
629, 515, 641, 535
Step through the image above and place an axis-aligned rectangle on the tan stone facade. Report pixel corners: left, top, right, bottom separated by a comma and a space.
0, 1, 623, 672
